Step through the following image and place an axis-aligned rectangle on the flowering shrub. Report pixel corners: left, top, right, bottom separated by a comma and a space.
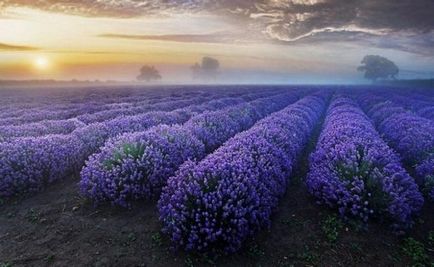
416, 156, 434, 199
158, 94, 326, 253
80, 125, 205, 206
0, 135, 81, 197
417, 106, 434, 120
80, 93, 300, 206
359, 94, 434, 201
1, 90, 274, 199
307, 96, 423, 229
0, 119, 85, 141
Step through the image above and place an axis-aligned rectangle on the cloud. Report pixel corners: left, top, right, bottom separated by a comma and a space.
0, 42, 38, 51
0, 0, 203, 18
2, 0, 434, 54
99, 33, 235, 44
243, 0, 434, 41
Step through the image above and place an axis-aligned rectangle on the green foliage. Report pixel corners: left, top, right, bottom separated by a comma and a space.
401, 238, 430, 266
26, 208, 41, 223
104, 143, 145, 169
298, 245, 318, 264
45, 254, 55, 262
184, 256, 194, 267
247, 243, 265, 258
336, 147, 390, 215
151, 232, 163, 247
321, 215, 343, 243
428, 231, 434, 247
423, 175, 434, 196
127, 232, 137, 242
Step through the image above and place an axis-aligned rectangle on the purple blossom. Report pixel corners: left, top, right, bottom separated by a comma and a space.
79, 93, 300, 206
307, 96, 424, 229
158, 94, 327, 253
1, 90, 272, 199
359, 93, 434, 201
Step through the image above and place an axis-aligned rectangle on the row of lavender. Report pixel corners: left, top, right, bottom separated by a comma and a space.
158, 93, 328, 253
79, 91, 302, 207
364, 90, 434, 121
0, 87, 183, 124
0, 94, 215, 141
394, 95, 434, 120
0, 88, 284, 141
0, 85, 214, 115
0, 89, 283, 199
0, 89, 216, 134
0, 86, 250, 127
358, 93, 434, 201
306, 95, 424, 230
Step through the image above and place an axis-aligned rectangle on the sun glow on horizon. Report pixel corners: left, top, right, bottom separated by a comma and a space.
33, 56, 50, 71
0, 4, 432, 82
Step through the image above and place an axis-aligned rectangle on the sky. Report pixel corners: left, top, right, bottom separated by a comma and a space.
0, 0, 433, 84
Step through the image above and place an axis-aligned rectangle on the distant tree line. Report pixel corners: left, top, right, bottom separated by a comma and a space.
137, 56, 220, 83
137, 54, 402, 84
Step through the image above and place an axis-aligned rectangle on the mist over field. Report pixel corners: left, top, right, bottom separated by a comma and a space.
1, 0, 434, 84
0, 1, 433, 266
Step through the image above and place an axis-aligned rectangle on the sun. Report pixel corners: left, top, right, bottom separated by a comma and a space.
33, 56, 50, 70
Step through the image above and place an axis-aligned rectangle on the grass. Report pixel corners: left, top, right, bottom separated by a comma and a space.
151, 232, 163, 247
184, 256, 194, 267
321, 215, 343, 243
26, 208, 41, 223
45, 254, 55, 262
428, 231, 434, 247
247, 242, 265, 258
298, 245, 319, 265
127, 232, 137, 242
401, 237, 431, 266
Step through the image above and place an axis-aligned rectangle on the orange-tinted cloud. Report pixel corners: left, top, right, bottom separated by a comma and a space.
2, 0, 434, 52
0, 42, 38, 51
98, 33, 235, 44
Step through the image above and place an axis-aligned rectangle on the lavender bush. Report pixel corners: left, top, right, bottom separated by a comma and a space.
80, 125, 205, 206
79, 93, 300, 206
0, 91, 271, 199
359, 94, 434, 201
158, 94, 327, 253
307, 96, 424, 230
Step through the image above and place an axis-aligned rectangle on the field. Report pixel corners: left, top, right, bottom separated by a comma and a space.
0, 85, 433, 266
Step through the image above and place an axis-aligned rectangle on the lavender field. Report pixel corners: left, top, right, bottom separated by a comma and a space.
0, 85, 433, 266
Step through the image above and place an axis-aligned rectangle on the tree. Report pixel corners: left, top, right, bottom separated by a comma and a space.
191, 57, 220, 81
137, 65, 162, 82
358, 55, 399, 82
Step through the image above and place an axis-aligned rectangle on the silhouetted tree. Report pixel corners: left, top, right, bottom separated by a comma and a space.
358, 55, 399, 82
137, 65, 162, 82
191, 57, 220, 80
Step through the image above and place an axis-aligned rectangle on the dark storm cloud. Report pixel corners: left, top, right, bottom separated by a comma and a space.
282, 30, 434, 56
244, 0, 434, 41
1, 0, 433, 52
0, 42, 39, 51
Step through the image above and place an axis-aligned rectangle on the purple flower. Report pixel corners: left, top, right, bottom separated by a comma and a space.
307, 95, 424, 230
359, 93, 434, 201
80, 92, 300, 206
158, 94, 327, 253
1, 89, 274, 199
